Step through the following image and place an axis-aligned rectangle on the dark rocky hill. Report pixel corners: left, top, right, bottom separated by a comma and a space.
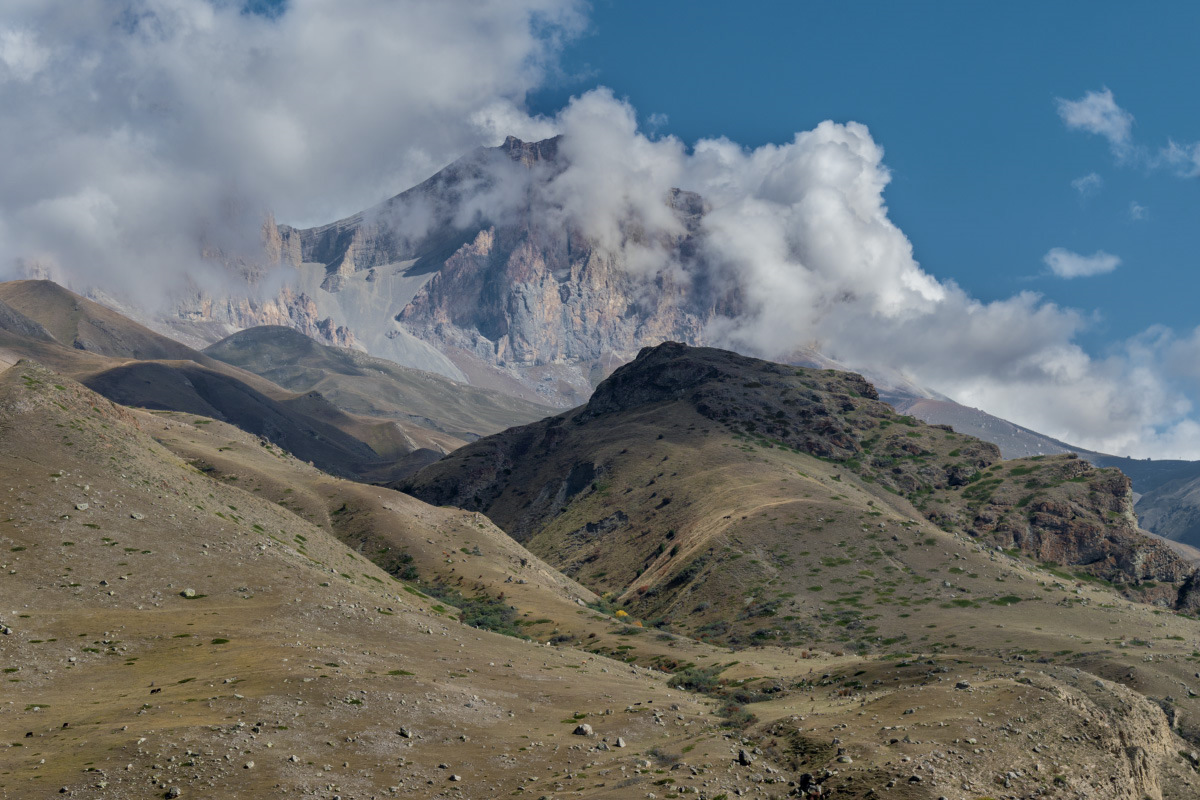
403, 342, 1200, 623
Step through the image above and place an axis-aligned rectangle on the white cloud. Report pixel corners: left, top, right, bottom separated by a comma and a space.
1058, 88, 1200, 180
1071, 172, 1103, 197
1042, 248, 1121, 279
0, 26, 49, 82
1161, 139, 1200, 178
0, 0, 586, 302
1056, 87, 1134, 157
1129, 201, 1149, 221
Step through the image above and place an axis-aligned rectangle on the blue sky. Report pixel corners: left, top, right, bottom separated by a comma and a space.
531, 1, 1200, 353
3, 0, 1199, 456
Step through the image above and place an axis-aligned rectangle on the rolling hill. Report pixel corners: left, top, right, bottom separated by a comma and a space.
8, 347, 1200, 797
0, 280, 474, 481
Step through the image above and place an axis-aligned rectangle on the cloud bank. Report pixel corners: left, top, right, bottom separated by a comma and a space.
1, 3, 1198, 459
0, 0, 586, 302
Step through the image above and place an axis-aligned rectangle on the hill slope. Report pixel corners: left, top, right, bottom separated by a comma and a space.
0, 279, 206, 362
0, 280, 464, 481
898, 395, 1200, 548
204, 325, 553, 440
9, 355, 1200, 797
0, 360, 733, 798
404, 342, 1198, 617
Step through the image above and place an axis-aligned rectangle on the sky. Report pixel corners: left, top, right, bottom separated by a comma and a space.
530, 2, 1200, 351
0, 0, 1198, 459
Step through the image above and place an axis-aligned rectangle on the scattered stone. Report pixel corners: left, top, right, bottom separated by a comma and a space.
75, 503, 88, 511
449, 775, 461, 782
615, 737, 626, 748
573, 723, 593, 736
166, 787, 182, 798
131, 512, 145, 520
738, 749, 755, 766
955, 681, 971, 690
180, 589, 196, 599
243, 760, 254, 769
399, 727, 414, 738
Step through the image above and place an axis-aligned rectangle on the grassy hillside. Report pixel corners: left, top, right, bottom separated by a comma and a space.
404, 343, 1198, 630
8, 353, 1200, 796
0, 360, 740, 798
399, 343, 1200, 795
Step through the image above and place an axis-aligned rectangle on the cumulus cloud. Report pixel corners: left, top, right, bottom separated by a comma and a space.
1129, 201, 1149, 221
1056, 87, 1135, 157
0, 0, 586, 302
507, 89, 1196, 457
1071, 172, 1103, 197
1043, 248, 1121, 279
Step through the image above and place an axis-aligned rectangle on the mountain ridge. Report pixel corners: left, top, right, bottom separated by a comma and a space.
402, 342, 1200, 618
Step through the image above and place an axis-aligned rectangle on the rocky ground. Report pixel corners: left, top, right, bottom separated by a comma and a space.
6, 352, 1200, 798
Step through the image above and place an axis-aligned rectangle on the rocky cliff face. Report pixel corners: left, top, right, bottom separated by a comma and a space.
173, 284, 355, 349
395, 195, 726, 372
161, 137, 735, 403
914, 448, 1200, 610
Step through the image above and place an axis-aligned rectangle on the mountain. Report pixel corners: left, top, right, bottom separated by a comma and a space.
403, 343, 1200, 625
159, 136, 737, 406
397, 343, 1200, 790
203, 325, 553, 441
74, 128, 1200, 546
0, 280, 460, 481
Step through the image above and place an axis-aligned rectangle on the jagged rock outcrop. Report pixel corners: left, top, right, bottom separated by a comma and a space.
163, 136, 737, 401
922, 450, 1200, 606
278, 135, 569, 288
174, 285, 355, 349
396, 216, 723, 370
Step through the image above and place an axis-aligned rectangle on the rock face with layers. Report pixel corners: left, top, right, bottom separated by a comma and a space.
395, 190, 719, 371
162, 137, 737, 403
174, 284, 355, 349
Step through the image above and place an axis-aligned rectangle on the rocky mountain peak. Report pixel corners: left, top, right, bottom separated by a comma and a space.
499, 134, 561, 167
